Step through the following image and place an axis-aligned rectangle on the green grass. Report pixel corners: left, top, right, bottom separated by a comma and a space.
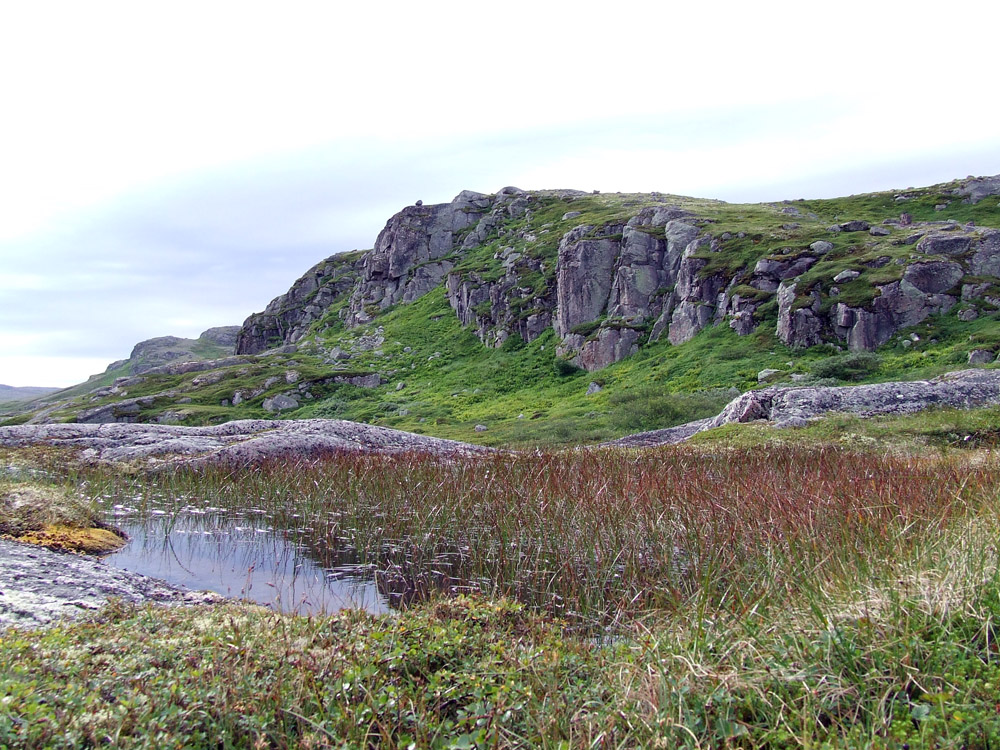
690, 402, 1000, 452
15, 297, 997, 447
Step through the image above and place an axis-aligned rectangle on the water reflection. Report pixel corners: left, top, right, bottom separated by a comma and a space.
105, 510, 388, 616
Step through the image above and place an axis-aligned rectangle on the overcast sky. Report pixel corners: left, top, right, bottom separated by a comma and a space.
2, 1, 998, 387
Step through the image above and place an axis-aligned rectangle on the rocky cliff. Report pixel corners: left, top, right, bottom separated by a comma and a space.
235, 252, 365, 355
237, 175, 1000, 372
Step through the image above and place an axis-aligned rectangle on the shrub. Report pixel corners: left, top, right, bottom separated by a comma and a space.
554, 358, 583, 377
608, 387, 736, 432
810, 352, 881, 381
569, 320, 602, 337
500, 333, 526, 352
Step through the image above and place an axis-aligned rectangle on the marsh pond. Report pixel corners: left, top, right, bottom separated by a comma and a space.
102, 497, 389, 615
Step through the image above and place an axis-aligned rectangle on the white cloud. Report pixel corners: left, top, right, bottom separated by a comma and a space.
0, 0, 999, 387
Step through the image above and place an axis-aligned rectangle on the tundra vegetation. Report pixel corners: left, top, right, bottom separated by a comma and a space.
3, 426, 1000, 748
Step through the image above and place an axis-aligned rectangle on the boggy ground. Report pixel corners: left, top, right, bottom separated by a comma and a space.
2, 438, 1000, 748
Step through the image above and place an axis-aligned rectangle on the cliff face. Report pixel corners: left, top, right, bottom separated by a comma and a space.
236, 176, 1000, 372
235, 252, 364, 355
343, 191, 492, 328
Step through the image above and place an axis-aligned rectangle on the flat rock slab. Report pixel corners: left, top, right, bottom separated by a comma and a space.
610, 368, 1000, 447
0, 418, 488, 465
0, 539, 223, 630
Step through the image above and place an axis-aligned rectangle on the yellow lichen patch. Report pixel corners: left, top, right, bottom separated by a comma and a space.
8, 524, 128, 554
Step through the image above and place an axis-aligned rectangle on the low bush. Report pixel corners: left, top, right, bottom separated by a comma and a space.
608, 386, 735, 432
810, 351, 881, 381
554, 358, 583, 377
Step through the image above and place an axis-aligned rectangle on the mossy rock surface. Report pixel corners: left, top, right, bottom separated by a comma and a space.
0, 483, 123, 553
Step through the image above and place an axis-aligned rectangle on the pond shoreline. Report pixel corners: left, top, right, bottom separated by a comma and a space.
0, 537, 225, 630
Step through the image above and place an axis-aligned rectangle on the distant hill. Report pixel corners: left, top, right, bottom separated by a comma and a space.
7, 173, 1000, 446
0, 385, 59, 403
111, 326, 243, 375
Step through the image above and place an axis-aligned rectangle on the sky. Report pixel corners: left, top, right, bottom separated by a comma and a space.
2, 1, 999, 387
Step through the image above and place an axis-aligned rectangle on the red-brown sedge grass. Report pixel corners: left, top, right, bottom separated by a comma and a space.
77, 445, 1000, 633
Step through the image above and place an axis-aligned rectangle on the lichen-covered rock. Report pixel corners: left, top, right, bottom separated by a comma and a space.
344, 192, 491, 327
143, 356, 253, 377
776, 282, 823, 349
970, 229, 1000, 276
548, 216, 713, 368
331, 373, 382, 389
838, 220, 870, 232
609, 369, 1000, 447
446, 249, 555, 348
957, 175, 1000, 204
663, 237, 726, 346
554, 225, 622, 337
572, 327, 641, 371
199, 326, 241, 347
0, 538, 224, 629
76, 396, 158, 424
262, 394, 299, 412
725, 293, 761, 336
810, 240, 834, 254
236, 253, 364, 354
754, 254, 817, 282
901, 260, 963, 295
833, 269, 860, 283
0, 420, 488, 465
606, 226, 672, 320
218, 180, 1000, 382
123, 329, 238, 375
917, 233, 972, 255
833, 280, 956, 351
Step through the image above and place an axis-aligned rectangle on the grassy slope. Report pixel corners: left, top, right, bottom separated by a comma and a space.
245, 178, 1000, 446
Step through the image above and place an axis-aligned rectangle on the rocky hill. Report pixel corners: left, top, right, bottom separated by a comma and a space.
7, 174, 1000, 447
109, 326, 242, 375
239, 176, 1000, 370
0, 327, 241, 423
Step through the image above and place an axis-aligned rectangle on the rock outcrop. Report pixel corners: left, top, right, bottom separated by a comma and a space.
957, 175, 1000, 204
0, 538, 223, 629
230, 174, 1000, 373
0, 419, 489, 465
236, 253, 364, 355
553, 215, 700, 368
344, 192, 492, 327
121, 328, 241, 375
610, 368, 1000, 447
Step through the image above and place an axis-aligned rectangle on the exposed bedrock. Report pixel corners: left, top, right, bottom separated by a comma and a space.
236, 254, 364, 355
344, 191, 493, 327
610, 368, 1000, 447
0, 539, 224, 629
0, 419, 489, 465
231, 179, 1000, 374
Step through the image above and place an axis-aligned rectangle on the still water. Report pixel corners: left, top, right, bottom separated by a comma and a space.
104, 505, 388, 615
